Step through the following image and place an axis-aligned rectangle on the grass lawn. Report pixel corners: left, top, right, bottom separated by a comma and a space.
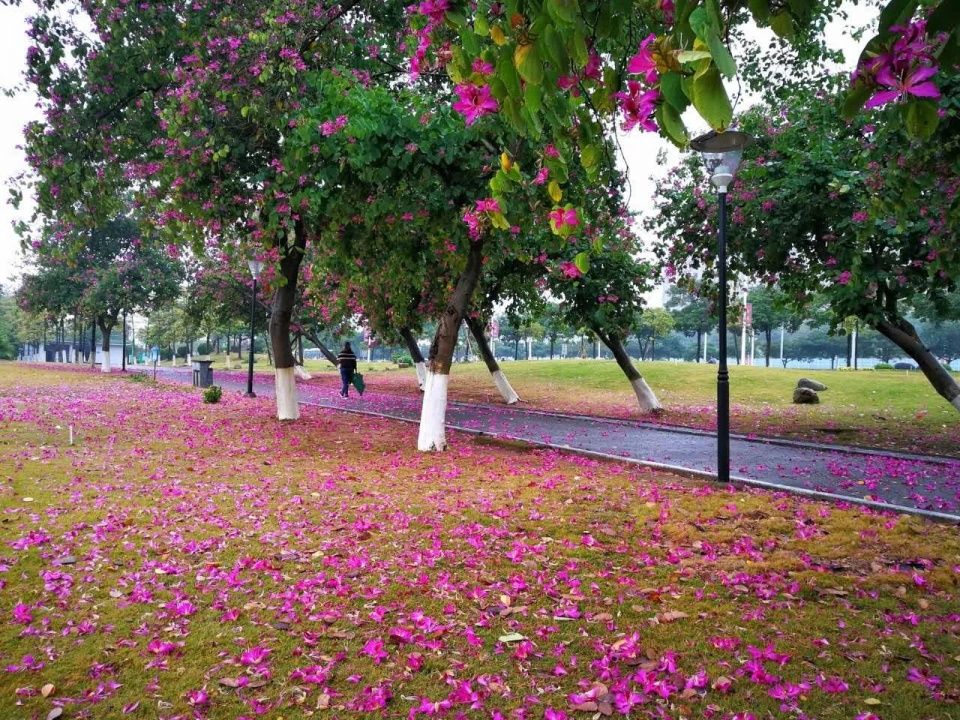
274, 358, 960, 457
0, 363, 958, 719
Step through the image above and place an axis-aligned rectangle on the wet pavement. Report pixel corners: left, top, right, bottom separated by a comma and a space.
143, 366, 960, 521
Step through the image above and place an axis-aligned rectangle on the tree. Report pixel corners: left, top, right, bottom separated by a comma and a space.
0, 292, 20, 360
747, 286, 801, 367
664, 286, 715, 362
634, 308, 676, 361
651, 74, 960, 411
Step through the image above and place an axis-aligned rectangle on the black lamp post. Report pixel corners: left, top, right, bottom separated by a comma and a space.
690, 129, 752, 484
246, 258, 264, 398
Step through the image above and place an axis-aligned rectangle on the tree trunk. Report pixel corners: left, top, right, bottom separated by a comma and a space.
418, 241, 485, 451
696, 330, 702, 363
650, 338, 655, 361
595, 328, 662, 413
466, 315, 519, 404
400, 327, 427, 391
269, 222, 306, 420
874, 317, 960, 411
98, 317, 115, 373
513, 338, 519, 360
303, 330, 340, 367
549, 337, 555, 360
765, 328, 772, 367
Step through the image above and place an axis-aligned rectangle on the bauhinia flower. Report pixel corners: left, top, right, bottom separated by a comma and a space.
548, 206, 580, 235
626, 34, 658, 85
452, 84, 498, 125
616, 81, 659, 133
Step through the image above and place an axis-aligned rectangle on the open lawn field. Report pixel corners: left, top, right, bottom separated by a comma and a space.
0, 364, 958, 719
280, 358, 960, 457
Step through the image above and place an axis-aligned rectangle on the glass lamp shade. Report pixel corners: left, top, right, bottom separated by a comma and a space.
690, 130, 751, 183
247, 258, 265, 279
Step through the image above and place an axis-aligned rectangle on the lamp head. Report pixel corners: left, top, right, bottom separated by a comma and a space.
247, 258, 265, 279
690, 130, 752, 194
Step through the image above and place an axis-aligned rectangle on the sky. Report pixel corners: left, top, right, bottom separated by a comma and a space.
0, 3, 875, 298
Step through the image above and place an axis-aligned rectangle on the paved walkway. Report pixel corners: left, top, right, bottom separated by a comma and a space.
145, 366, 960, 521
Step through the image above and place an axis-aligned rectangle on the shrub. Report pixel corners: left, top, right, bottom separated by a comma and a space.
874, 363, 893, 370
392, 352, 414, 365
196, 342, 212, 355
202, 385, 222, 404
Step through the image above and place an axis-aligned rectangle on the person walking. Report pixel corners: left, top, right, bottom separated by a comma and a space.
337, 342, 357, 397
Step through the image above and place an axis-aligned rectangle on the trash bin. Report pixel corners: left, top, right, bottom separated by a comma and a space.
192, 359, 214, 388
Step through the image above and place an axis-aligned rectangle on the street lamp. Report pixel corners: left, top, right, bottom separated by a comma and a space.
690, 129, 752, 484
246, 258, 265, 398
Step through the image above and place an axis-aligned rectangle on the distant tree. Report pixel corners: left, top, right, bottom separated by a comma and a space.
664, 286, 715, 363
634, 308, 675, 361
747, 286, 802, 367
0, 293, 20, 360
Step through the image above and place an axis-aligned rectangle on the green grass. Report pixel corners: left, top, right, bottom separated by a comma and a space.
0, 365, 958, 718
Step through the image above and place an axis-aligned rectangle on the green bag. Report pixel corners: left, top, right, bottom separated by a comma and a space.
351, 372, 365, 396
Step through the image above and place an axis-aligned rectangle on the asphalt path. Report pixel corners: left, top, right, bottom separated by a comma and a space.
142, 365, 960, 521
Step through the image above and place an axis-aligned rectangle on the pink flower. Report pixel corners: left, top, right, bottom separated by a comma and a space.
361, 638, 388, 664
548, 207, 579, 233
471, 58, 494, 76
626, 34, 658, 84
558, 261, 583, 279
452, 84, 498, 125
186, 689, 209, 708
12, 603, 32, 625
616, 81, 659, 132
866, 64, 940, 108
240, 645, 270, 666
837, 270, 853, 285
533, 167, 549, 185
475, 197, 500, 214
852, 210, 869, 223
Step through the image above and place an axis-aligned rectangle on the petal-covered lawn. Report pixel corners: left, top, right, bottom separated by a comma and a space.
1, 365, 958, 719
294, 359, 960, 457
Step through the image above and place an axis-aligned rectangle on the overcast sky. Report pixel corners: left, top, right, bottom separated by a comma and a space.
0, 3, 873, 297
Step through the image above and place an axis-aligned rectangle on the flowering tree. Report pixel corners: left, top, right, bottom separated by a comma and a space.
406, 0, 958, 238
20, 217, 183, 372
650, 74, 960, 410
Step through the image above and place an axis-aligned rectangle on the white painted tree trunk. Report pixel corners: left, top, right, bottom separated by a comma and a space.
101, 351, 111, 373
275, 367, 300, 420
293, 364, 312, 380
414, 361, 427, 391
417, 372, 449, 451
491, 369, 520, 404
186, 353, 192, 366
225, 354, 232, 370
631, 377, 661, 412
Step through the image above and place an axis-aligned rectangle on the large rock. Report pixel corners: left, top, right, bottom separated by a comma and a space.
797, 377, 828, 391
793, 387, 820, 404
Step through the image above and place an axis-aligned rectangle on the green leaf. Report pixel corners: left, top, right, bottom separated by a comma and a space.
240, 106, 250, 118
656, 103, 688, 147
459, 25, 480, 55
659, 71, 690, 111
705, 31, 737, 78
902, 100, 939, 140
573, 251, 590, 274
514, 43, 544, 85
474, 15, 489, 36
497, 49, 522, 99
878, 0, 920, 35
769, 12, 795, 40
676, 50, 713, 63
688, 7, 712, 39
547, 180, 562, 203
445, 11, 468, 27
691, 65, 732, 130
571, 29, 589, 68
541, 24, 567, 68
524, 82, 542, 115
927, 0, 960, 34
746, 0, 770, 24
841, 81, 872, 120
546, 0, 580, 25
580, 143, 602, 181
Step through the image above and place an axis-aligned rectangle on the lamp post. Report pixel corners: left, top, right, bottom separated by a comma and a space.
246, 258, 264, 398
690, 129, 752, 484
